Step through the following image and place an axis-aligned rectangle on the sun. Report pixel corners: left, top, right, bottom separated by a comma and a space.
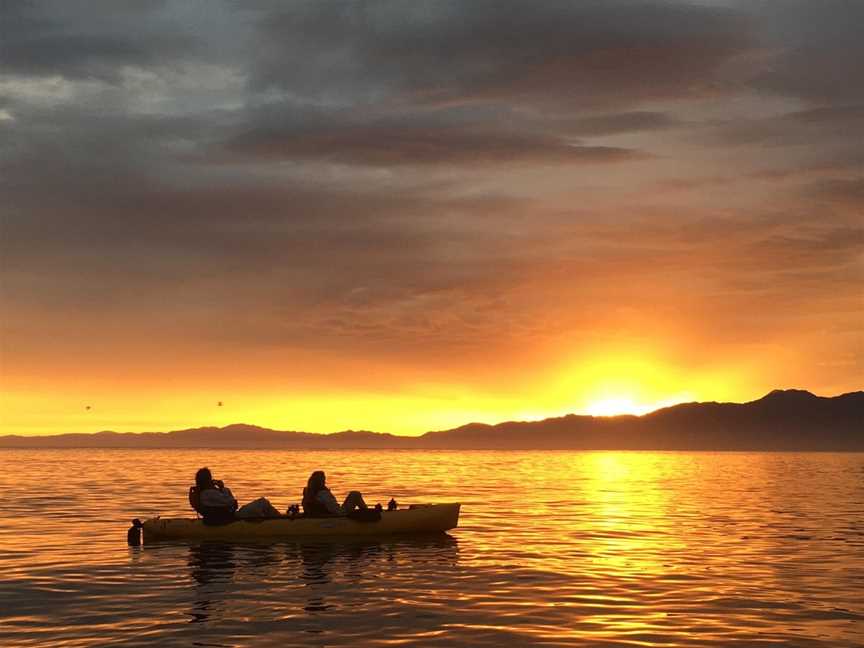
585, 396, 646, 417
547, 347, 723, 419
584, 393, 697, 417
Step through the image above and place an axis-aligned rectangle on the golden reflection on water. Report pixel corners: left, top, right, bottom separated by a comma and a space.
0, 449, 862, 647
579, 453, 674, 576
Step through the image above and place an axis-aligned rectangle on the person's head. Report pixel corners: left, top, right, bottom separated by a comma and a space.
307, 470, 326, 495
195, 467, 214, 491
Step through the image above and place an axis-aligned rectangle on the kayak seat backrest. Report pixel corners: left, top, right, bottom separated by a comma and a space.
189, 486, 236, 525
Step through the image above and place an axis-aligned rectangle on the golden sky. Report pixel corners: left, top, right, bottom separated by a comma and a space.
1, 1, 861, 435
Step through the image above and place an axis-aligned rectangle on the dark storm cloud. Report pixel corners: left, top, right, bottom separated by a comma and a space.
746, 0, 864, 105
0, 1, 193, 82
218, 1, 744, 168
253, 0, 750, 109
228, 121, 649, 166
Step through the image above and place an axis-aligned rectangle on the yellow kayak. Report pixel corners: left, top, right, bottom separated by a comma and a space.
141, 503, 460, 542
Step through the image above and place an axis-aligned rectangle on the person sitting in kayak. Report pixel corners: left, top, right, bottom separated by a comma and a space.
302, 470, 368, 516
189, 467, 236, 524
190, 467, 280, 523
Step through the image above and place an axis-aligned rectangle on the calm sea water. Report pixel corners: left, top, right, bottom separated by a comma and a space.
0, 450, 862, 647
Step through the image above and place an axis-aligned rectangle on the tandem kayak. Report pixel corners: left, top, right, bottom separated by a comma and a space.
141, 503, 460, 543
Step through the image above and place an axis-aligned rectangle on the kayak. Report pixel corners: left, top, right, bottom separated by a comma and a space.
141, 503, 460, 542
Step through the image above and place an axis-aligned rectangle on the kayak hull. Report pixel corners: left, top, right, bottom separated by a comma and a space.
142, 503, 460, 542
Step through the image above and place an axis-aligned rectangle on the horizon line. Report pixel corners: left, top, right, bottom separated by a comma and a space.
3, 387, 861, 439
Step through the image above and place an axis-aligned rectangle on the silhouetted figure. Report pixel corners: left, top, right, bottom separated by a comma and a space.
189, 467, 280, 524
127, 518, 143, 545
301, 470, 368, 516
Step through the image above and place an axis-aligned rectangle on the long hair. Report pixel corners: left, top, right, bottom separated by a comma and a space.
195, 467, 213, 491
306, 470, 326, 497
302, 470, 327, 512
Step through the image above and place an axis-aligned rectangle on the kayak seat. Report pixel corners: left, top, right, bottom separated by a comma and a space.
189, 486, 237, 525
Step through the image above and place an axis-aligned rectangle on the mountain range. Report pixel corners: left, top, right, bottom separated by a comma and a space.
1, 389, 861, 450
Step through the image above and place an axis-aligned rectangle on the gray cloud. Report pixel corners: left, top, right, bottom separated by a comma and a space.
712, 104, 864, 148
567, 111, 682, 136
810, 178, 864, 209
252, 1, 751, 109
1, 0, 861, 377
745, 0, 864, 105
0, 1, 195, 82
227, 120, 650, 166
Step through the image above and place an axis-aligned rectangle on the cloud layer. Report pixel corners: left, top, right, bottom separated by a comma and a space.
1, 0, 861, 432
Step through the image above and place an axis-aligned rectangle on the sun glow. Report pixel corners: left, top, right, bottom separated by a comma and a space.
545, 347, 745, 419
0, 341, 755, 436
585, 396, 646, 417
583, 394, 692, 417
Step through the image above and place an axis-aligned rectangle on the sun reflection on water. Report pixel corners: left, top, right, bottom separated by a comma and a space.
0, 449, 862, 647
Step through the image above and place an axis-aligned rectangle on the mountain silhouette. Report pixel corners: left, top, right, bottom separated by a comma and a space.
1, 389, 861, 450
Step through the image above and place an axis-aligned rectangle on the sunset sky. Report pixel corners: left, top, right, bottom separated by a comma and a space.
1, 1, 861, 436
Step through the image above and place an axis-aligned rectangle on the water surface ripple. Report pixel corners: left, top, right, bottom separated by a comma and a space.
0, 450, 861, 646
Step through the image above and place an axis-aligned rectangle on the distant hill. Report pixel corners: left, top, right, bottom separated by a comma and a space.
1, 390, 861, 450
0, 423, 410, 449
418, 389, 864, 450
